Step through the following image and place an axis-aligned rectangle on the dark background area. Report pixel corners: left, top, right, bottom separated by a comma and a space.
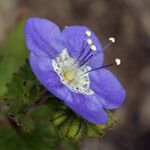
0, 0, 150, 149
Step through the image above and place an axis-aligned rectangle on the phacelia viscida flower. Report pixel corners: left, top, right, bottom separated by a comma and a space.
25, 17, 126, 124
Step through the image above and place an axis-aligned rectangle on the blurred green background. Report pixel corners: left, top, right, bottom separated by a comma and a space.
0, 0, 150, 149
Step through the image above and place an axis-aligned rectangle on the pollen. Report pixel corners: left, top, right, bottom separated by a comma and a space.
64, 70, 76, 82
87, 39, 92, 45
90, 45, 96, 51
109, 37, 115, 43
115, 58, 121, 65
86, 31, 91, 37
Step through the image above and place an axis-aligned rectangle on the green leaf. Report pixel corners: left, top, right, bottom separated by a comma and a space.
16, 114, 35, 132
0, 20, 28, 96
3, 61, 45, 132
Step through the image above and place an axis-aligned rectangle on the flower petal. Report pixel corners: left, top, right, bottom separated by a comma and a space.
29, 53, 72, 102
64, 92, 108, 124
61, 26, 103, 68
89, 68, 126, 109
29, 52, 62, 90
30, 52, 108, 124
25, 17, 64, 58
44, 78, 108, 124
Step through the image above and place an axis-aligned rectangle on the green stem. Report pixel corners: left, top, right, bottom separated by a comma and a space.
23, 91, 52, 113
55, 127, 61, 150
6, 114, 20, 135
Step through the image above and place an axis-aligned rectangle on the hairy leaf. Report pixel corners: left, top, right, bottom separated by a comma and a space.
3, 61, 45, 131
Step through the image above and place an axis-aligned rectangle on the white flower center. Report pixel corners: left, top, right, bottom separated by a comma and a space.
52, 49, 94, 95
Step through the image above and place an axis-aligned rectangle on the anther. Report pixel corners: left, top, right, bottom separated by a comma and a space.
90, 45, 96, 51
109, 37, 115, 43
79, 58, 121, 77
87, 39, 92, 45
115, 58, 121, 65
86, 31, 91, 37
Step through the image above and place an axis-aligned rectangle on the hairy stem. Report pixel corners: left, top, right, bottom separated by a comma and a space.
6, 114, 20, 135
23, 91, 52, 113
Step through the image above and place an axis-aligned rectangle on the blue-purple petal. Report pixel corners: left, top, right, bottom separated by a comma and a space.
29, 52, 62, 90
25, 17, 64, 58
43, 79, 108, 124
63, 92, 108, 124
29, 52, 73, 104
89, 68, 126, 109
61, 26, 104, 68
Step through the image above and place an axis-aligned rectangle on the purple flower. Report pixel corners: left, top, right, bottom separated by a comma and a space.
25, 17, 126, 124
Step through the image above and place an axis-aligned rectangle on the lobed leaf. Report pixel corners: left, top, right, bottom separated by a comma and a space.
3, 61, 45, 132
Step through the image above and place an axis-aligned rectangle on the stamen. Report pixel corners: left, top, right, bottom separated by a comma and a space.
79, 54, 94, 67
86, 31, 91, 37
109, 37, 115, 43
76, 36, 116, 71
90, 45, 96, 51
80, 58, 122, 76
115, 58, 121, 65
74, 37, 92, 67
78, 37, 116, 67
87, 39, 92, 45
72, 37, 88, 67
102, 37, 115, 51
